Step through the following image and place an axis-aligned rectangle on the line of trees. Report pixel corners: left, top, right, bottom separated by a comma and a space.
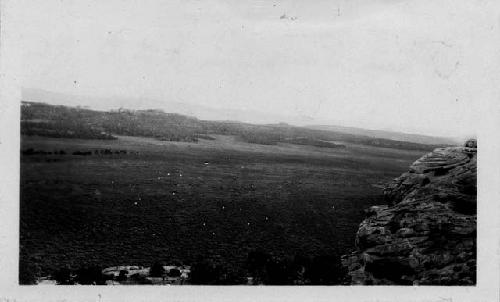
189, 250, 346, 285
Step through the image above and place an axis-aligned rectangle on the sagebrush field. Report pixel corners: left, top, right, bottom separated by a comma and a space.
20, 133, 425, 284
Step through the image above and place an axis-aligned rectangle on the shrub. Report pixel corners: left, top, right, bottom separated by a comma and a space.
150, 261, 165, 277
305, 254, 345, 285
167, 268, 181, 277
117, 270, 128, 282
75, 266, 106, 285
189, 259, 225, 284
53, 268, 74, 285
129, 273, 152, 284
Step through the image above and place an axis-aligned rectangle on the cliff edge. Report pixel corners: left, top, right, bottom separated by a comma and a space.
342, 140, 477, 285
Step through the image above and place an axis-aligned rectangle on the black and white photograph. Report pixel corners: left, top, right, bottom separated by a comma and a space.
0, 0, 499, 301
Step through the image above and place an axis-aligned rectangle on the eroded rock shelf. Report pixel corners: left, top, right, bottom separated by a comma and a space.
342, 142, 477, 285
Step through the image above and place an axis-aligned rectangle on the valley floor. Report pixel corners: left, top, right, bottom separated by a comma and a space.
20, 135, 424, 284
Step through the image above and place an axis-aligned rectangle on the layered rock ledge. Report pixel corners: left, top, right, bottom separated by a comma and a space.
342, 142, 477, 285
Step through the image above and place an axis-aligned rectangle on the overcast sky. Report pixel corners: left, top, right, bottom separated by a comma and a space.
7, 0, 498, 138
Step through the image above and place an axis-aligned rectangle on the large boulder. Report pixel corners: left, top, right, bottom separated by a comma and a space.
342, 143, 477, 285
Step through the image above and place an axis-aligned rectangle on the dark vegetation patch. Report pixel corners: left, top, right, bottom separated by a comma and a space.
282, 137, 346, 149
24, 252, 346, 285
243, 251, 346, 285
22, 148, 133, 156
21, 120, 116, 140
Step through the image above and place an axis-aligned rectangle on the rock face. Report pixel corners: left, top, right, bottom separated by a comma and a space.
342, 143, 477, 285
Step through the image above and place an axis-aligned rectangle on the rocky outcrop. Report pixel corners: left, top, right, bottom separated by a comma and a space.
342, 142, 477, 285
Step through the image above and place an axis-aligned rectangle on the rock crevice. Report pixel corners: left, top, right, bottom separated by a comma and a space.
342, 143, 477, 285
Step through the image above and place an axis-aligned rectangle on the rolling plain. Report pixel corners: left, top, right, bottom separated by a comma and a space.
20, 133, 426, 283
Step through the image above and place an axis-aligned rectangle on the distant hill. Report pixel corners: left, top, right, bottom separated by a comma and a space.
21, 101, 448, 152
308, 125, 459, 146
22, 88, 458, 147
21, 88, 313, 125
21, 101, 204, 141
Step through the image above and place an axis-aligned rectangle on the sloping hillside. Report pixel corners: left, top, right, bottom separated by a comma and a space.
308, 125, 458, 146
21, 101, 445, 151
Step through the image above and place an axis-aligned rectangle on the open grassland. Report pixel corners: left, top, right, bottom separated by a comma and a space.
20, 135, 425, 282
